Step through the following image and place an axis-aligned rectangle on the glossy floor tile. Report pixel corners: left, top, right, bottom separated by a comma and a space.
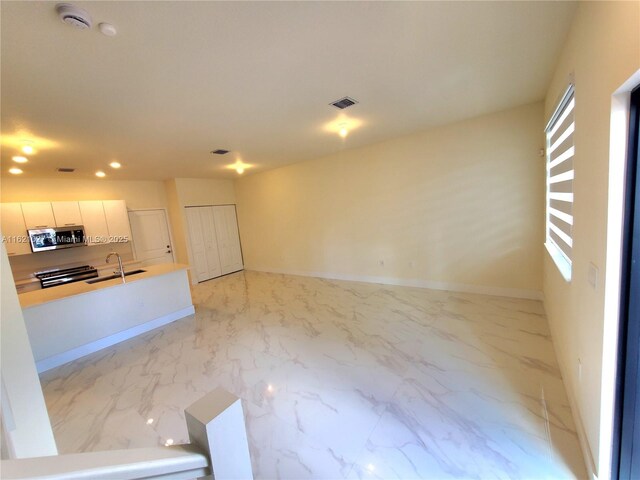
40, 271, 587, 479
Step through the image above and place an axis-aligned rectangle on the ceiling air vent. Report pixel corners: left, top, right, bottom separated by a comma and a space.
330, 96, 358, 109
211, 149, 229, 155
57, 167, 75, 173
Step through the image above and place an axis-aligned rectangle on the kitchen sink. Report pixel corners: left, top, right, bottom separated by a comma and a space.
85, 269, 147, 284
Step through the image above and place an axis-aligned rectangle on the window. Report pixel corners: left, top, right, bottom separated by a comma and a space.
545, 85, 575, 281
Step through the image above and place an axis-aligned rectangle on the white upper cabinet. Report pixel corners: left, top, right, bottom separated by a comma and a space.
78, 201, 110, 245
103, 200, 131, 242
21, 202, 56, 229
1, 203, 31, 256
1, 199, 130, 251
51, 201, 83, 227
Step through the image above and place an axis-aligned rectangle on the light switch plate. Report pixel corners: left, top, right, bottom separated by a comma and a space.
588, 262, 599, 289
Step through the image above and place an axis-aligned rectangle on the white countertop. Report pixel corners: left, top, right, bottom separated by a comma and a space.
19, 263, 189, 309
14, 260, 142, 287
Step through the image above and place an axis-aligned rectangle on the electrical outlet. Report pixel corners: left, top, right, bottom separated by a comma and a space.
588, 263, 599, 289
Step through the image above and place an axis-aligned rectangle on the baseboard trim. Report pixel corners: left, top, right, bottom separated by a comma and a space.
543, 298, 597, 479
247, 267, 543, 300
35, 305, 196, 373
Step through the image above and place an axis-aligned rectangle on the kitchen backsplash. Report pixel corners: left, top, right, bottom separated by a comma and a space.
9, 242, 134, 282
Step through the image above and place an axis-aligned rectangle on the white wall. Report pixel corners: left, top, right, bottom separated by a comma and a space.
0, 178, 169, 210
0, 242, 57, 458
164, 178, 237, 282
542, 1, 640, 477
165, 179, 189, 266
235, 102, 545, 296
174, 178, 236, 206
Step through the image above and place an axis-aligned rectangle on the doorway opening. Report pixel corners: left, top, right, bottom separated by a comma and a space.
128, 209, 175, 266
613, 84, 640, 479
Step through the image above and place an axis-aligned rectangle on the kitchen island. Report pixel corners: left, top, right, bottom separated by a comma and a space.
19, 263, 194, 372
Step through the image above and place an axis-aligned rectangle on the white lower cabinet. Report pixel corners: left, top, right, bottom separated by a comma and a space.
185, 205, 243, 282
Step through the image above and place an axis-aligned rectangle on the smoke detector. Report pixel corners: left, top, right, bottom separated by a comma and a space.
56, 3, 92, 29
99, 23, 117, 37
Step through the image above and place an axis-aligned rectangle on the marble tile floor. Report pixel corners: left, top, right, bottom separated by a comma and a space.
40, 271, 587, 479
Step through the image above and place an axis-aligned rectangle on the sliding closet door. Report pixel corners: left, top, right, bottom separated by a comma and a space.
200, 206, 222, 279
213, 205, 244, 275
185, 207, 222, 282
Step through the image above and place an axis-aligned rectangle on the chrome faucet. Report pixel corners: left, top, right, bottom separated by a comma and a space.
106, 252, 125, 283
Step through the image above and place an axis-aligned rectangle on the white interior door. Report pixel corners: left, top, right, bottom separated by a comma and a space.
213, 205, 244, 275
185, 207, 221, 282
185, 206, 223, 282
200, 207, 222, 279
128, 209, 174, 266
184, 208, 208, 282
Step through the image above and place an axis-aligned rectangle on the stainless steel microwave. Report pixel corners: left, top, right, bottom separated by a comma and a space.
27, 226, 87, 252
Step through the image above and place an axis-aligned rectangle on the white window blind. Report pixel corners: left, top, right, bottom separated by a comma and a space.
545, 85, 575, 281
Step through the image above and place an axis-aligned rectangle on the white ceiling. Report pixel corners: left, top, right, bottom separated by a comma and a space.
1, 1, 577, 181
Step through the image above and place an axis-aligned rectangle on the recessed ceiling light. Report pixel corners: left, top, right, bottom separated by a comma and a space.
9, 167, 23, 175
323, 117, 363, 137
22, 145, 34, 154
109, 161, 121, 169
95, 170, 106, 178
12, 156, 28, 163
228, 160, 249, 174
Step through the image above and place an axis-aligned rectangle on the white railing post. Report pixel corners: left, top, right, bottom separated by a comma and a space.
185, 387, 253, 480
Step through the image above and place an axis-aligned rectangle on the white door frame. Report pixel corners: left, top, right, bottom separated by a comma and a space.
127, 208, 176, 263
